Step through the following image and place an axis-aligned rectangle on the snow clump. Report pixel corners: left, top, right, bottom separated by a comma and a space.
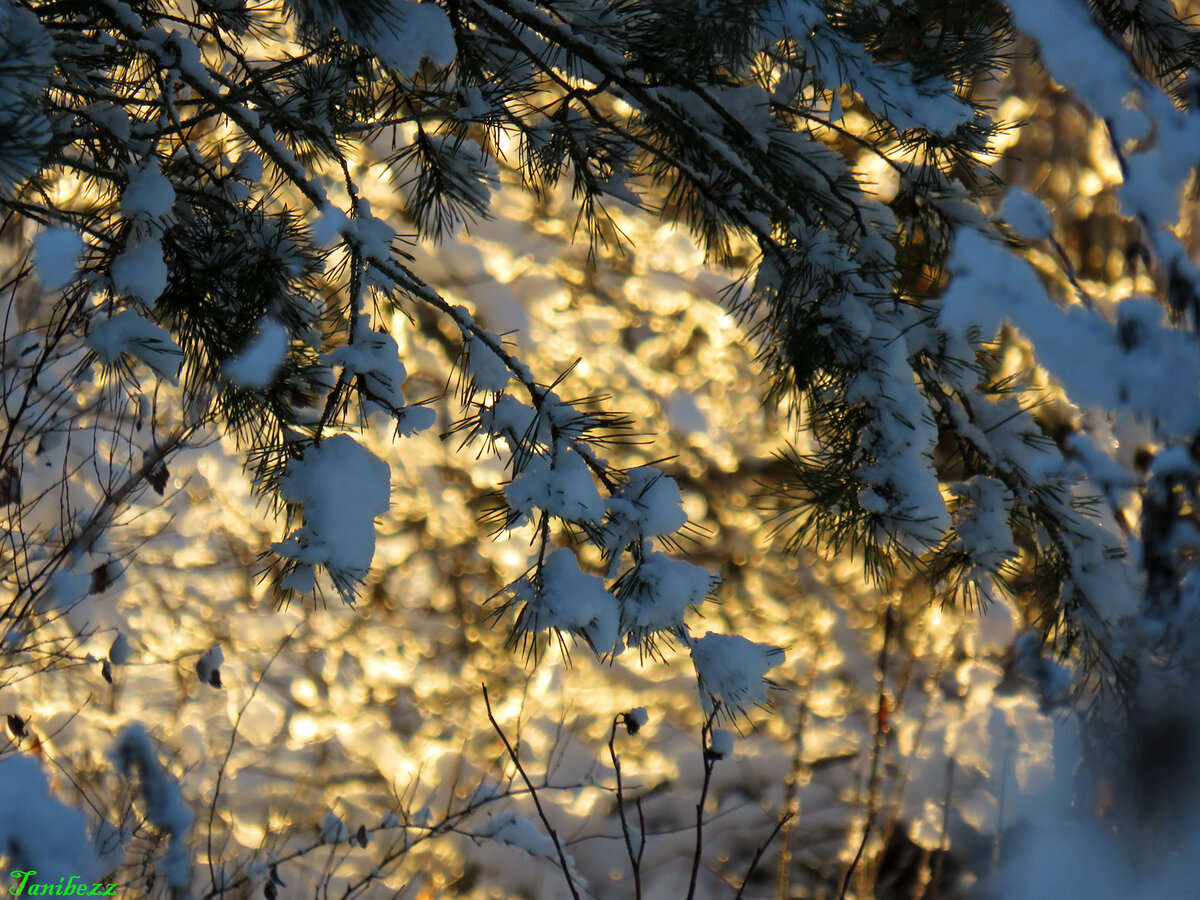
511, 547, 619, 655
709, 728, 735, 759
224, 319, 289, 389
616, 552, 717, 646
121, 161, 175, 223
272, 434, 391, 602
1001, 187, 1054, 241
110, 238, 168, 305
86, 310, 182, 379
504, 448, 606, 524
33, 226, 85, 291
113, 724, 192, 889
604, 467, 688, 552
691, 632, 785, 716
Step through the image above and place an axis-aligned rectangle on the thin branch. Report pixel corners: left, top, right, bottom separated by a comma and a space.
482, 684, 581, 900
207, 625, 303, 895
838, 820, 872, 900
686, 703, 721, 900
609, 714, 643, 900
734, 811, 793, 900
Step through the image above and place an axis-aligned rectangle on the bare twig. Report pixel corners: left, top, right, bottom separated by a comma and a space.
206, 625, 302, 895
839, 820, 872, 900
686, 703, 721, 900
482, 684, 581, 900
734, 811, 793, 900
844, 602, 896, 897
609, 714, 643, 900
929, 755, 956, 900
777, 621, 825, 899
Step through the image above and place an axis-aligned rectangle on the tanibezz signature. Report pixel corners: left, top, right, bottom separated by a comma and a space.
5, 871, 119, 896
